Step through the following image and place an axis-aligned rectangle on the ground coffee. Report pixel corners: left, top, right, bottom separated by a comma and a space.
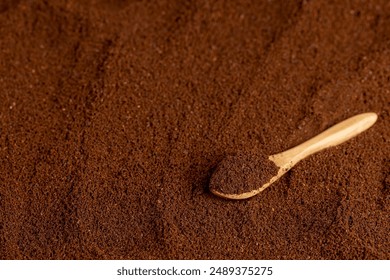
209, 153, 278, 195
0, 0, 389, 259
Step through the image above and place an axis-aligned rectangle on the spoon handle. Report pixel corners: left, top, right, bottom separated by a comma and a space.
271, 113, 378, 168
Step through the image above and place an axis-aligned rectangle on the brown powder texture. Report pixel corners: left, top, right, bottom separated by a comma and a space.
210, 153, 278, 195
0, 1, 389, 259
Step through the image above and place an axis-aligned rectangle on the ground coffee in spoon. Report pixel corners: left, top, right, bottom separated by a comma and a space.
210, 153, 278, 195
0, 0, 389, 259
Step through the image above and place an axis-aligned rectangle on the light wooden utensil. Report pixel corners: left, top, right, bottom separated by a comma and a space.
211, 112, 378, 200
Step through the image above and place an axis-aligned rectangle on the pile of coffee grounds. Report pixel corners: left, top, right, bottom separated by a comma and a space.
209, 153, 278, 195
0, 0, 389, 259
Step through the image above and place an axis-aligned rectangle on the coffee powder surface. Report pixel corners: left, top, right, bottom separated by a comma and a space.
210, 153, 278, 195
0, 0, 389, 259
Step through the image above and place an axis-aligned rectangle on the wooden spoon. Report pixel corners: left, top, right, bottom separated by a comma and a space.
210, 112, 378, 200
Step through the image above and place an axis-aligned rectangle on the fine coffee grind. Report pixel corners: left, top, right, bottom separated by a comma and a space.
0, 1, 389, 259
209, 153, 278, 195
